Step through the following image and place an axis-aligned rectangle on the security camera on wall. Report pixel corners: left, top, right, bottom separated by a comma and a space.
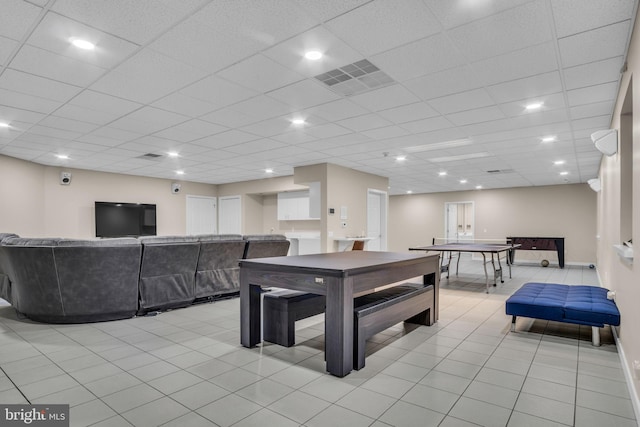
171, 182, 181, 194
60, 171, 72, 185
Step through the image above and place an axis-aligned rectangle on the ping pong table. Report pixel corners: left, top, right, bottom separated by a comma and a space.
409, 241, 520, 293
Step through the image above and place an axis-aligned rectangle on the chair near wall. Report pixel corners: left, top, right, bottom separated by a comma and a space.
351, 240, 365, 251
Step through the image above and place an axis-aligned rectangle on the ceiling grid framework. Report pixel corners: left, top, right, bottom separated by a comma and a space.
0, 0, 637, 194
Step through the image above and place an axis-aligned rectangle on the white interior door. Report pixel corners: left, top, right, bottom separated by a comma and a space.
445, 203, 458, 242
186, 195, 217, 235
367, 189, 387, 251
219, 195, 242, 234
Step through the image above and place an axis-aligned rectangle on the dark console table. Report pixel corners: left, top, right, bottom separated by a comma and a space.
506, 237, 565, 268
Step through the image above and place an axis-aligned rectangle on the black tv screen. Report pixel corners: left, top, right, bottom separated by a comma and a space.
95, 202, 157, 238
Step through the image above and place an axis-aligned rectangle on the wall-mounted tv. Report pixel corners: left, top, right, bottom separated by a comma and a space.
95, 202, 157, 238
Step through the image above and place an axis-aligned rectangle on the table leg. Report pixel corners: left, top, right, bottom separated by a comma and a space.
240, 271, 262, 348
482, 253, 489, 293
496, 253, 504, 283
325, 277, 353, 377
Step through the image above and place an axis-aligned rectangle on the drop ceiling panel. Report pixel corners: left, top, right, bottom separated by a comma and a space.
151, 93, 218, 118
337, 114, 393, 132
371, 34, 466, 82
0, 87, 62, 115
399, 116, 453, 134
325, 0, 441, 56
567, 82, 619, 106
0, 69, 81, 102
217, 54, 304, 94
473, 42, 559, 86
263, 26, 363, 78
37, 116, 99, 134
51, 0, 179, 44
26, 12, 140, 69
558, 21, 631, 67
377, 102, 439, 124
293, 0, 370, 22
446, 106, 506, 126
195, 0, 318, 49
267, 79, 341, 109
149, 16, 264, 74
429, 88, 495, 115
404, 65, 483, 100
563, 57, 624, 90
350, 84, 421, 112
569, 101, 615, 120
229, 95, 296, 123
447, 1, 553, 63
0, 106, 44, 125
191, 129, 259, 149
0, 0, 41, 40
10, 45, 107, 87
0, 36, 19, 66
180, 75, 258, 110
301, 123, 352, 139
487, 72, 563, 104
424, 0, 532, 30
551, 0, 636, 38
302, 99, 370, 122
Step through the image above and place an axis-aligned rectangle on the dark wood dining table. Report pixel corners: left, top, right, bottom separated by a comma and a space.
239, 251, 440, 377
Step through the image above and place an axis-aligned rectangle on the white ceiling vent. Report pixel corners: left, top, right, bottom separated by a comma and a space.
314, 60, 395, 96
137, 153, 164, 161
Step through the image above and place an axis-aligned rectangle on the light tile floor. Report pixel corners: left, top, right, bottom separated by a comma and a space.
0, 257, 636, 426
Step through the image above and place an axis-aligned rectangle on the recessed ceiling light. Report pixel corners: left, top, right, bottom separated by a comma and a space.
406, 190, 413, 194
265, 168, 274, 174
475, 185, 483, 190
542, 136, 556, 143
70, 38, 95, 50
304, 50, 323, 60
438, 171, 447, 176
395, 155, 406, 161
55, 154, 69, 160
0, 122, 9, 128
554, 160, 565, 165
176, 170, 185, 175
526, 102, 543, 110
291, 118, 305, 125
560, 171, 569, 176
167, 151, 179, 158
460, 179, 467, 184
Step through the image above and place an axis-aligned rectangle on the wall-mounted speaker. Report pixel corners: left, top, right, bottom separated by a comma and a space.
591, 129, 618, 156
60, 171, 72, 185
171, 182, 181, 194
587, 178, 601, 192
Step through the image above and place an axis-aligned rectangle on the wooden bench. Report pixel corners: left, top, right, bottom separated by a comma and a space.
263, 289, 325, 347
353, 283, 434, 370
262, 283, 435, 371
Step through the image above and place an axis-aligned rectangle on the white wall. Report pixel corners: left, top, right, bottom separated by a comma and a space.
597, 4, 640, 405
0, 155, 217, 238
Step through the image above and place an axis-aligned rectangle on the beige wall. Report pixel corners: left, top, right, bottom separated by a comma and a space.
597, 4, 640, 405
0, 154, 217, 238
389, 184, 597, 264
0, 155, 46, 236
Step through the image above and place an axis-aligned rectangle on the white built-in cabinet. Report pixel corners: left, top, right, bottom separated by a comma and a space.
277, 182, 320, 221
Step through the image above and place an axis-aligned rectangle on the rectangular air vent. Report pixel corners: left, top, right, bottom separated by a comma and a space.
315, 59, 395, 96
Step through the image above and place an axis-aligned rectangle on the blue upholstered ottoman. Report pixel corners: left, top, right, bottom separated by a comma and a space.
506, 282, 620, 346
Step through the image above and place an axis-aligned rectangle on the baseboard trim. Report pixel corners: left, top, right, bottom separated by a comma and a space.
611, 325, 640, 425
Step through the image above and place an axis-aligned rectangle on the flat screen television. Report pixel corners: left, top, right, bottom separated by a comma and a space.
95, 202, 157, 238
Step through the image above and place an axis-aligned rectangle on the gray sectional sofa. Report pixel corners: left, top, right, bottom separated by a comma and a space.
0, 233, 289, 323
